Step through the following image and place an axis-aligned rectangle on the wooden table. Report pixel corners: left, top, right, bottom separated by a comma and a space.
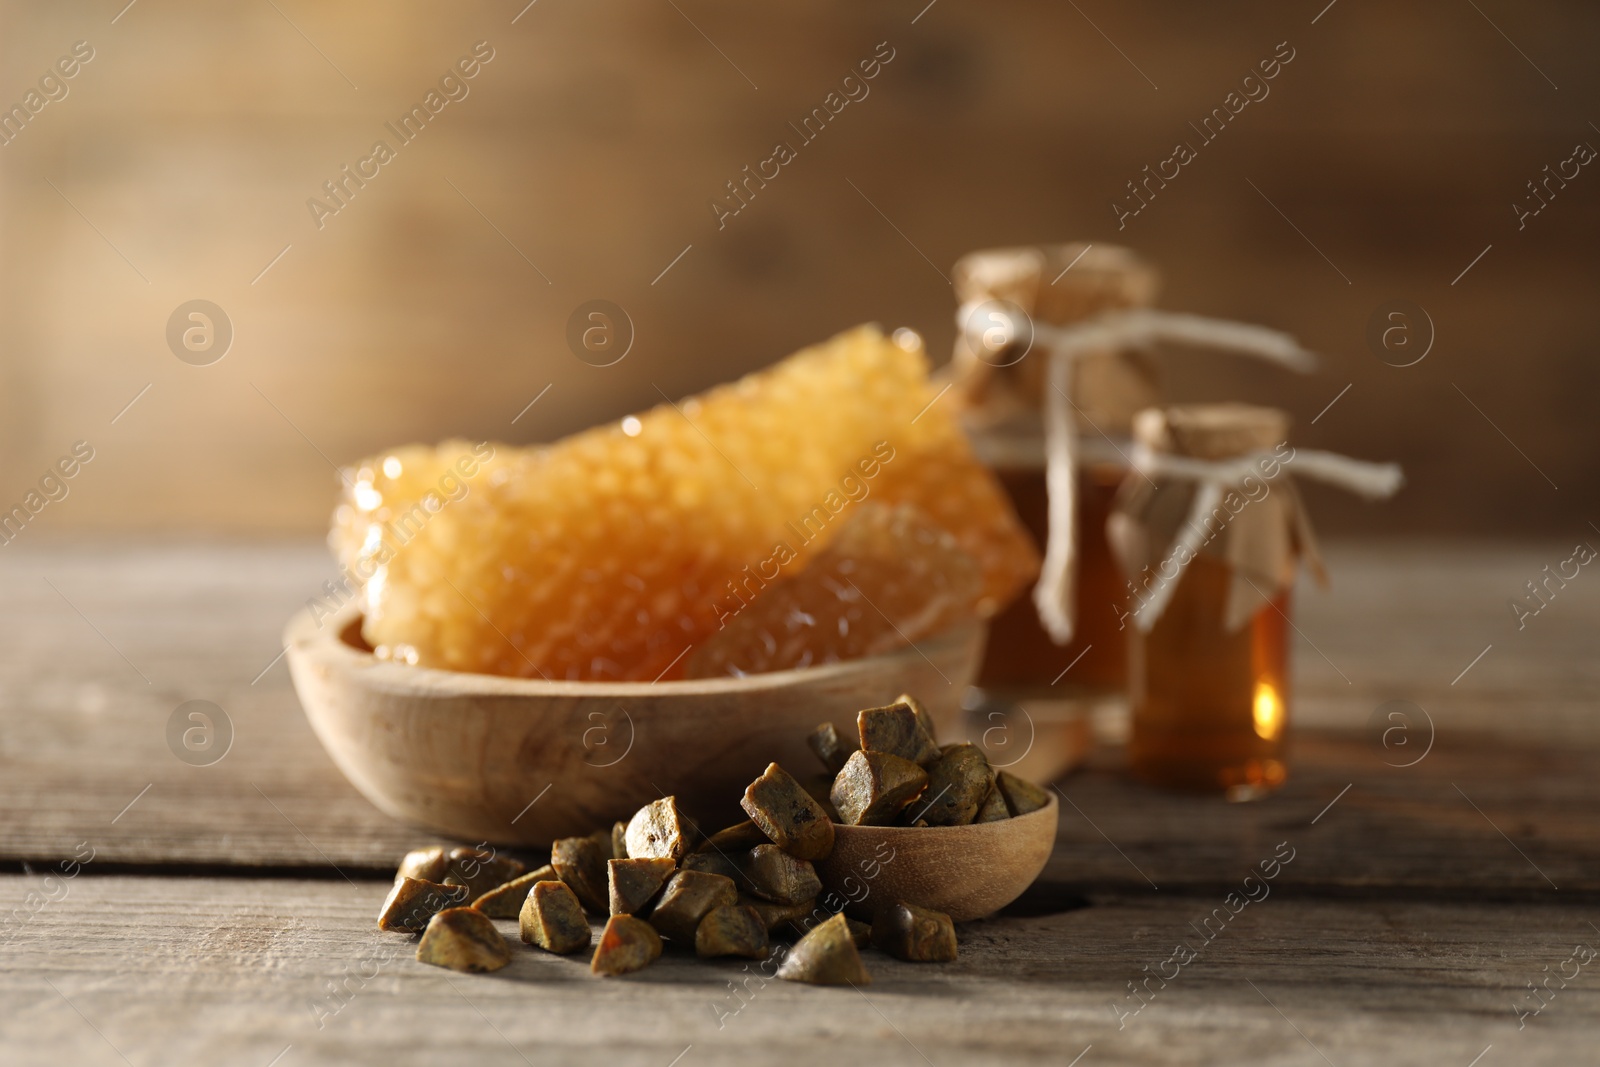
2, 542, 1596, 1065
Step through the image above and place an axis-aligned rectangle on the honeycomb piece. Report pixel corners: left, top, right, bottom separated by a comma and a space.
328, 440, 504, 584
686, 503, 982, 678
332, 326, 1038, 681
869, 397, 1041, 618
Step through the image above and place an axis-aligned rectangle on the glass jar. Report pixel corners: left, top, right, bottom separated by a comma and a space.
975, 446, 1129, 695
956, 420, 1137, 785
1112, 404, 1298, 800
950, 242, 1161, 699
1127, 552, 1291, 798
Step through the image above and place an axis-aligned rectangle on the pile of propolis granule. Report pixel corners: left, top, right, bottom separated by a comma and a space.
330, 325, 1040, 681
377, 700, 1054, 981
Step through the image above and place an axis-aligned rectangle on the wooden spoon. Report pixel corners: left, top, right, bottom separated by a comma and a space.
813, 794, 1058, 922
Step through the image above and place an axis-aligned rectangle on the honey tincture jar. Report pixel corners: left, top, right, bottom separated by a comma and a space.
949, 243, 1162, 699
944, 244, 1329, 785
1108, 404, 1402, 800
945, 244, 1160, 785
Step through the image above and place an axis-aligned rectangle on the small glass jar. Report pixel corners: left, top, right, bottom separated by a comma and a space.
1113, 405, 1297, 800
958, 422, 1135, 786
974, 442, 1129, 695
950, 242, 1161, 700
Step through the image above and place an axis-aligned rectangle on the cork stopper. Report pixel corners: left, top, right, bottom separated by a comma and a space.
953, 243, 1160, 323
952, 243, 1162, 435
1133, 404, 1290, 460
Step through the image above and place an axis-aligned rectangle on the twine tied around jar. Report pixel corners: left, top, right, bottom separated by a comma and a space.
1109, 404, 1404, 633
956, 301, 1321, 643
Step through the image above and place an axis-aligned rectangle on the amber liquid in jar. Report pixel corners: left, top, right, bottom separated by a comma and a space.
979, 462, 1127, 695
1127, 553, 1291, 800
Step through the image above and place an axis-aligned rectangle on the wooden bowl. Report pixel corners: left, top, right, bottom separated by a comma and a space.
813, 795, 1058, 922
285, 602, 986, 846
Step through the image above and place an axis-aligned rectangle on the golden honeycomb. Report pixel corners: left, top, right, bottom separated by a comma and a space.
332, 325, 1039, 681
686, 502, 981, 677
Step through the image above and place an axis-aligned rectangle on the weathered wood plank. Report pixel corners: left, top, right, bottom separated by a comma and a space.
1047, 728, 1599, 897
4, 2, 1599, 538
1, 543, 1596, 891
0, 544, 439, 871
2, 875, 1595, 1066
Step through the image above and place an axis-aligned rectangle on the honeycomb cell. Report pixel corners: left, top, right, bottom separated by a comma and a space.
686, 503, 981, 677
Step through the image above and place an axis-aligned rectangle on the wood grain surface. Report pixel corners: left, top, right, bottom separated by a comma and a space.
3, 876, 1595, 1066
1, 1, 1596, 538
1, 541, 1595, 1064
3, 541, 1594, 877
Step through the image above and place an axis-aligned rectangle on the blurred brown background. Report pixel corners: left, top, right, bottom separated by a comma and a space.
1, 0, 1594, 539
